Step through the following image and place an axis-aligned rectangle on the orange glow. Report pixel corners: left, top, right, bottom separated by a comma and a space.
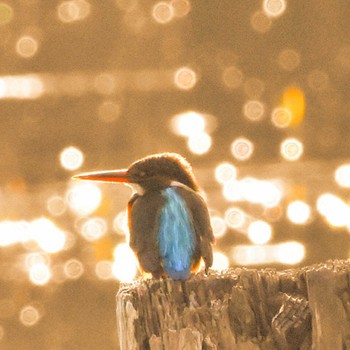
281, 87, 305, 126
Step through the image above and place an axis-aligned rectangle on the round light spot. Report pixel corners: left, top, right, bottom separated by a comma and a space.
29, 264, 51, 286
95, 260, 113, 280
80, 217, 107, 241
152, 2, 174, 24
248, 220, 272, 245
211, 251, 229, 270
287, 200, 311, 225
16, 36, 39, 58
222, 180, 243, 202
171, 0, 191, 17
67, 183, 102, 216
210, 216, 227, 238
243, 78, 265, 99
174, 67, 197, 90
64, 259, 84, 279
231, 137, 254, 161
271, 107, 292, 128
57, 0, 91, 23
25, 253, 50, 270
94, 73, 116, 95
97, 100, 121, 122
20, 305, 40, 327
112, 243, 138, 282
335, 164, 350, 188
263, 0, 287, 17
171, 111, 206, 137
113, 211, 129, 236
60, 146, 84, 171
47, 196, 66, 216
250, 10, 272, 33
187, 132, 212, 155
280, 138, 303, 161
225, 207, 246, 229
278, 49, 300, 71
0, 3, 13, 25
215, 163, 237, 184
222, 66, 243, 89
243, 100, 265, 121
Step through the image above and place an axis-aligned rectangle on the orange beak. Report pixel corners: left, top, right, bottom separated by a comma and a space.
72, 169, 130, 183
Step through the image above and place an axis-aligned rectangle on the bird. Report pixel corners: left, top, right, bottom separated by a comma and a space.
73, 152, 214, 280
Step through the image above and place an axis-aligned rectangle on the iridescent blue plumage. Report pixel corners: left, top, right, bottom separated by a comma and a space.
158, 187, 196, 280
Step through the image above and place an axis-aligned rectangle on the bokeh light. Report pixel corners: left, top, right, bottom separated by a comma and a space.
263, 0, 287, 18
47, 196, 67, 216
222, 180, 243, 202
171, 0, 191, 17
152, 2, 174, 24
317, 193, 350, 228
210, 216, 227, 238
174, 67, 197, 90
64, 258, 84, 279
0, 2, 13, 25
248, 220, 272, 245
243, 100, 265, 121
280, 138, 303, 161
211, 251, 229, 270
282, 87, 305, 126
250, 11, 272, 33
95, 260, 113, 280
57, 0, 91, 23
97, 100, 121, 122
29, 218, 66, 254
80, 217, 107, 241
225, 207, 246, 230
0, 75, 44, 99
113, 211, 129, 236
67, 183, 102, 216
171, 111, 206, 137
214, 163, 237, 184
335, 164, 350, 188
112, 243, 138, 282
19, 306, 40, 327
231, 137, 254, 161
29, 263, 51, 286
275, 241, 305, 265
307, 70, 329, 91
187, 132, 212, 155
16, 36, 39, 58
287, 200, 311, 225
278, 49, 300, 71
271, 107, 292, 128
60, 146, 84, 171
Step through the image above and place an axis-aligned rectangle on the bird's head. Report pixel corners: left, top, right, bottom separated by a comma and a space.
73, 153, 199, 192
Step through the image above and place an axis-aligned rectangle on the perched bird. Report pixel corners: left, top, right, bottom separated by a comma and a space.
73, 153, 214, 280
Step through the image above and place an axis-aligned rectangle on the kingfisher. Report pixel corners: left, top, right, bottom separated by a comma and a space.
73, 153, 214, 280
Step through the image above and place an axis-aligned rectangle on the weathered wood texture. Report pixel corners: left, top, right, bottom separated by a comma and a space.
116, 260, 350, 350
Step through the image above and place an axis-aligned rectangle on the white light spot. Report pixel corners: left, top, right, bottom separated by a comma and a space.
57, 0, 91, 23
80, 217, 107, 241
64, 259, 84, 279
231, 137, 254, 161
187, 132, 212, 155
60, 146, 84, 171
280, 138, 303, 161
113, 211, 129, 236
29, 264, 51, 286
275, 241, 305, 265
215, 163, 237, 184
263, 0, 287, 18
171, 111, 206, 137
248, 220, 272, 245
243, 100, 265, 121
174, 67, 197, 90
271, 107, 292, 128
47, 196, 67, 216
16, 36, 39, 58
210, 216, 227, 238
287, 200, 311, 225
95, 260, 113, 280
67, 183, 102, 216
225, 207, 246, 229
112, 243, 138, 282
335, 164, 350, 188
211, 251, 229, 270
152, 1, 174, 24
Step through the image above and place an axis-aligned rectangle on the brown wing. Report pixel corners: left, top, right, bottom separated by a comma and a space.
128, 192, 165, 278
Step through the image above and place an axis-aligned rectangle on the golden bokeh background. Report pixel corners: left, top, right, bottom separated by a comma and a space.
1, 0, 350, 348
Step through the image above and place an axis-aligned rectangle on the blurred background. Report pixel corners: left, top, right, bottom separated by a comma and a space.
1, 0, 350, 348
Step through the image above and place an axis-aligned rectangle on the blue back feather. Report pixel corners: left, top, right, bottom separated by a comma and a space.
158, 187, 195, 280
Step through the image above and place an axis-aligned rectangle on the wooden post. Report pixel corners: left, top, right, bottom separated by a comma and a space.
116, 260, 350, 349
